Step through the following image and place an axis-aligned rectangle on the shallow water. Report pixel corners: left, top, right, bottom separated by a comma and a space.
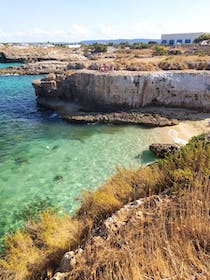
0, 63, 23, 69
0, 70, 174, 244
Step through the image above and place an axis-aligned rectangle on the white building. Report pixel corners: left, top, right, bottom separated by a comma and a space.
67, 44, 81, 48
161, 32, 204, 45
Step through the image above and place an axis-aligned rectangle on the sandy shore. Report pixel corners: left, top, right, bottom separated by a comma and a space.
156, 118, 210, 144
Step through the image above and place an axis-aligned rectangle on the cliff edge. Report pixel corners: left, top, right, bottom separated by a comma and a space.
33, 70, 210, 113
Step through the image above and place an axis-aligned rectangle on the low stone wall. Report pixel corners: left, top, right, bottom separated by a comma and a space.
33, 70, 210, 111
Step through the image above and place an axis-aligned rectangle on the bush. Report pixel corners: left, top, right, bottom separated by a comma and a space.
130, 43, 149, 49
153, 45, 167, 56
0, 211, 79, 279
168, 49, 182, 55
90, 43, 108, 53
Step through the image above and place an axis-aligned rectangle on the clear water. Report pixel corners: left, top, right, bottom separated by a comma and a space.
0, 67, 169, 244
0, 63, 23, 69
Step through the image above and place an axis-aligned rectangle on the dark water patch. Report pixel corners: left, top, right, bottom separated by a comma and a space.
135, 149, 157, 164
14, 156, 29, 165
13, 196, 57, 222
52, 144, 60, 150
53, 175, 64, 182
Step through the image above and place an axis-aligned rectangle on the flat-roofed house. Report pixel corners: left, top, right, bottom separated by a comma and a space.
161, 32, 204, 45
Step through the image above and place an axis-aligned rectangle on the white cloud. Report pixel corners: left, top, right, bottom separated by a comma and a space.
0, 25, 91, 42
97, 25, 118, 39
70, 24, 90, 38
0, 20, 206, 42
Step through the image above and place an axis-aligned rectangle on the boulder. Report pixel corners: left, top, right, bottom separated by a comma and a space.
149, 143, 181, 158
44, 73, 56, 81
67, 62, 85, 69
57, 248, 83, 273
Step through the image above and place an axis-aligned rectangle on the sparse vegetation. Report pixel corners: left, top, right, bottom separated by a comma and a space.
0, 134, 209, 279
130, 43, 149, 49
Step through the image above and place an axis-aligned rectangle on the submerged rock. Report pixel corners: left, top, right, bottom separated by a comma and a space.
14, 156, 29, 165
52, 144, 60, 150
149, 143, 181, 158
53, 175, 63, 182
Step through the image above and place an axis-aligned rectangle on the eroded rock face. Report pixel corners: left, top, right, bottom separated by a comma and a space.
33, 70, 210, 112
149, 143, 181, 158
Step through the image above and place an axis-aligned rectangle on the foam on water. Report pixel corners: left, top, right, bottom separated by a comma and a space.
168, 129, 188, 145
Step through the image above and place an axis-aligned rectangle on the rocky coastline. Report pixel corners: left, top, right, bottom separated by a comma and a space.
1, 46, 209, 126
32, 70, 210, 126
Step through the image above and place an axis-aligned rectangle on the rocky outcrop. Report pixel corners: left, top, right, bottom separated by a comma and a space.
33, 70, 210, 112
50, 195, 170, 280
0, 47, 87, 63
62, 111, 178, 126
149, 143, 181, 158
0, 61, 69, 75
0, 51, 25, 63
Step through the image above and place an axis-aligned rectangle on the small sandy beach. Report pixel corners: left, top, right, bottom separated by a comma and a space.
158, 117, 210, 144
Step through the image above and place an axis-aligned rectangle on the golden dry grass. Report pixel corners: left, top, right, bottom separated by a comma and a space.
0, 211, 79, 280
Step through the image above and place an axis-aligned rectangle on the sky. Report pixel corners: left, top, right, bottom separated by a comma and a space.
0, 0, 209, 42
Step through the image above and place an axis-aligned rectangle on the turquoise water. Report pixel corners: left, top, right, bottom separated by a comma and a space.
0, 69, 166, 244
0, 63, 23, 69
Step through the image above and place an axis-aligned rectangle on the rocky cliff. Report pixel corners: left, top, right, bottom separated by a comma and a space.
33, 70, 210, 112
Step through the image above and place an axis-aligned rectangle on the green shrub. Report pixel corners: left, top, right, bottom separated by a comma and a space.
130, 43, 149, 49
153, 45, 167, 56
168, 49, 182, 55
90, 43, 108, 53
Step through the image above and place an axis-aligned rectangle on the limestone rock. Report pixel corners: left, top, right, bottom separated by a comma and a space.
44, 73, 56, 81
0, 61, 68, 75
62, 111, 178, 127
33, 70, 210, 112
149, 143, 181, 158
67, 62, 86, 70
57, 248, 84, 273
50, 272, 69, 280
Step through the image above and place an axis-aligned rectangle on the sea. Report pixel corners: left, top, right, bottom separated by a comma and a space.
0, 63, 174, 246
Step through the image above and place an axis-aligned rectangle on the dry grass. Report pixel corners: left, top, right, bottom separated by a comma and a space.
0, 211, 79, 280
68, 174, 210, 280
1, 45, 209, 72
0, 134, 209, 279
